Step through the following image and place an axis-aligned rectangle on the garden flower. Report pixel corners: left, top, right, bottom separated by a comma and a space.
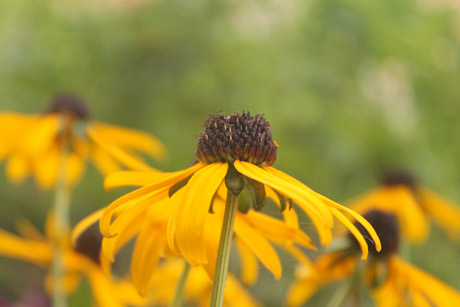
349, 170, 460, 242
0, 214, 150, 307
286, 209, 460, 307
0, 94, 165, 189
94, 112, 380, 297
72, 183, 316, 295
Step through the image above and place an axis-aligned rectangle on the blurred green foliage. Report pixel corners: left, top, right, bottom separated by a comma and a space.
1, 0, 460, 305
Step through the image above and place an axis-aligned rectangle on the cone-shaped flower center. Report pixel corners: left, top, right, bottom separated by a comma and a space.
48, 94, 89, 120
196, 112, 278, 166
349, 209, 399, 258
381, 170, 417, 190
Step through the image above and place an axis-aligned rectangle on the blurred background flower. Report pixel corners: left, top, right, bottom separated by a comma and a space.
1, 0, 460, 305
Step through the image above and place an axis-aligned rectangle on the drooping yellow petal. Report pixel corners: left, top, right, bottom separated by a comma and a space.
85, 268, 125, 307
173, 162, 228, 265
223, 274, 261, 307
88, 126, 152, 171
65, 151, 86, 187
130, 223, 165, 296
0, 112, 37, 160
102, 193, 158, 262
100, 163, 204, 237
389, 256, 460, 306
91, 145, 120, 176
33, 144, 60, 189
285, 277, 319, 307
0, 229, 52, 264
242, 211, 315, 249
329, 207, 369, 260
91, 122, 166, 160
266, 186, 300, 229
19, 114, 59, 156
6, 154, 30, 184
104, 170, 165, 190
327, 202, 382, 253
233, 215, 282, 280
235, 237, 260, 286
419, 188, 460, 239
15, 218, 46, 241
234, 161, 333, 246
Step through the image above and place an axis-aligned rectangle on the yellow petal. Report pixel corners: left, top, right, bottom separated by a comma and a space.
234, 216, 282, 280
6, 154, 31, 184
266, 186, 300, 229
91, 122, 167, 160
286, 277, 319, 307
104, 170, 165, 190
242, 211, 315, 249
329, 207, 369, 260
65, 151, 86, 187
0, 112, 37, 160
33, 144, 60, 189
174, 163, 228, 265
102, 195, 155, 262
100, 163, 204, 237
224, 274, 261, 307
130, 223, 165, 296
419, 188, 460, 239
235, 237, 259, 286
19, 114, 59, 155
91, 145, 120, 176
234, 161, 333, 246
15, 218, 46, 241
327, 201, 382, 253
0, 229, 52, 264
389, 256, 460, 306
85, 268, 125, 307
88, 126, 154, 171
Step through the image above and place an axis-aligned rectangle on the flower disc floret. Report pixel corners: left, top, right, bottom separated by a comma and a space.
48, 94, 89, 120
196, 112, 277, 166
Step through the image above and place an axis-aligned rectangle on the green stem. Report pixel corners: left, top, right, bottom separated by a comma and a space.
210, 191, 240, 307
53, 146, 71, 307
171, 261, 191, 307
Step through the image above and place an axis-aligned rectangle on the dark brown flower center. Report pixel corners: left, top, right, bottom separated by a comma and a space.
381, 170, 417, 190
196, 112, 278, 166
73, 227, 102, 264
48, 94, 89, 120
348, 209, 399, 258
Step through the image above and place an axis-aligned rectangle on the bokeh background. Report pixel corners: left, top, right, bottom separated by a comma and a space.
1, 0, 460, 305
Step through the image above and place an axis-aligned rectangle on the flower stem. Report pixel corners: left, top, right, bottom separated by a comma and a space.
53, 146, 71, 307
171, 261, 191, 307
210, 191, 240, 307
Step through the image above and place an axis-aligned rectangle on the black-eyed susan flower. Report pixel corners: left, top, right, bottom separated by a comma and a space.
72, 182, 316, 296
91, 112, 380, 304
147, 259, 260, 307
349, 170, 460, 242
0, 214, 152, 307
0, 94, 165, 189
286, 209, 460, 307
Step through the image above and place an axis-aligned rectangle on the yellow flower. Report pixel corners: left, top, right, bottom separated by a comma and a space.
0, 94, 165, 189
73, 182, 316, 295
286, 209, 460, 307
148, 259, 260, 307
348, 170, 460, 242
93, 112, 380, 294
0, 213, 150, 307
